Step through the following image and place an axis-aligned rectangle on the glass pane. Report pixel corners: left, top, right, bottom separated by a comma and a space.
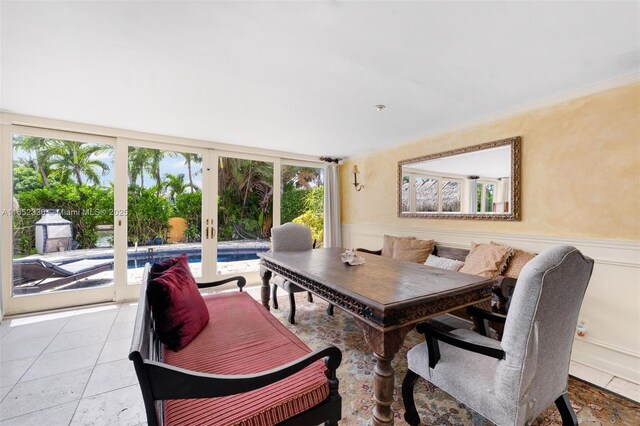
476, 183, 483, 213
415, 177, 438, 212
217, 157, 273, 275
281, 165, 324, 247
442, 181, 461, 212
12, 135, 114, 295
127, 147, 202, 284
485, 184, 495, 213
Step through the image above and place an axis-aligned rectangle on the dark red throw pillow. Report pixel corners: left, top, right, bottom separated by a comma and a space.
147, 254, 209, 351
149, 254, 186, 278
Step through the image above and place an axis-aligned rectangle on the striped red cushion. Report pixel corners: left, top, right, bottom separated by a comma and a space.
162, 291, 329, 425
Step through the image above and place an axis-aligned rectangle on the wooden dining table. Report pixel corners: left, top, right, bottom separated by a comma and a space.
258, 247, 496, 426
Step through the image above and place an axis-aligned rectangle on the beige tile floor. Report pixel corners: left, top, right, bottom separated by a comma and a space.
1, 288, 639, 425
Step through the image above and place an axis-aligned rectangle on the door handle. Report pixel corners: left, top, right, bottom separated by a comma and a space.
206, 227, 210, 239
211, 227, 216, 237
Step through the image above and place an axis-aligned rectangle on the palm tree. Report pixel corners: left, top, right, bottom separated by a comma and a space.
180, 152, 202, 191
145, 149, 165, 195
48, 140, 111, 186
12, 135, 54, 188
281, 166, 322, 189
163, 173, 188, 202
219, 158, 274, 237
128, 147, 152, 187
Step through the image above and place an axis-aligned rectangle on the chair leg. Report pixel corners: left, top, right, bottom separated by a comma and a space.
327, 303, 334, 316
288, 292, 296, 325
307, 291, 313, 303
402, 369, 421, 426
272, 284, 278, 310
555, 393, 578, 425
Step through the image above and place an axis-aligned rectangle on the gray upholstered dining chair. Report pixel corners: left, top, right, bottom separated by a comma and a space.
402, 245, 594, 425
271, 222, 316, 324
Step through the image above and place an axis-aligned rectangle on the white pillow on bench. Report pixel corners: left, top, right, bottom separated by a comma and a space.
425, 255, 465, 272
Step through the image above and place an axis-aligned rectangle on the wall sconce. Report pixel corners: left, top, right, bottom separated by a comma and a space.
352, 165, 364, 191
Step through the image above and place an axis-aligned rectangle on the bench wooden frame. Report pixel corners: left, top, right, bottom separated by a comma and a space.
130, 265, 343, 426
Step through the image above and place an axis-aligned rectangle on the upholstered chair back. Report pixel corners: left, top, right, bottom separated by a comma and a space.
271, 223, 313, 252
495, 245, 594, 424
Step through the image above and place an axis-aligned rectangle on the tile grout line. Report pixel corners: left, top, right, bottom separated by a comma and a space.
4, 316, 120, 384
0, 399, 81, 424
38, 325, 115, 356
69, 303, 123, 424
0, 356, 39, 402
0, 313, 75, 406
78, 382, 140, 401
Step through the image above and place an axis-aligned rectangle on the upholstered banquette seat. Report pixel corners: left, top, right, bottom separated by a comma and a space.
129, 255, 342, 426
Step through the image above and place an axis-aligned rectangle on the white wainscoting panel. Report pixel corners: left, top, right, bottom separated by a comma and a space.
342, 223, 640, 384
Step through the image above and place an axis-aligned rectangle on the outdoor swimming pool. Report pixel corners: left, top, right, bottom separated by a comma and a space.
13, 243, 271, 296
125, 247, 270, 269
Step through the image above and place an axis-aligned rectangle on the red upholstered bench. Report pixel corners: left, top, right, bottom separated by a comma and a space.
130, 265, 342, 426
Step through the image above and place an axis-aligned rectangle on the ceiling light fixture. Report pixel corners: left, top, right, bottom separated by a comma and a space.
375, 105, 386, 111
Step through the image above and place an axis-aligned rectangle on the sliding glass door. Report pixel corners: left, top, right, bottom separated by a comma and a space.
1, 126, 325, 314
281, 163, 325, 247
125, 142, 206, 285
5, 127, 119, 313
213, 154, 275, 276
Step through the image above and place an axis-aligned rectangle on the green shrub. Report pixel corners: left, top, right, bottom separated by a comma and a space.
281, 189, 307, 224
290, 186, 324, 246
293, 211, 323, 247
127, 186, 171, 244
13, 165, 43, 193
173, 192, 202, 241
14, 183, 113, 255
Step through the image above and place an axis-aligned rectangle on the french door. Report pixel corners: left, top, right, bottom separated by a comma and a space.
210, 153, 325, 278
1, 125, 325, 315
122, 140, 209, 288
2, 126, 121, 314
122, 149, 286, 284
211, 152, 279, 278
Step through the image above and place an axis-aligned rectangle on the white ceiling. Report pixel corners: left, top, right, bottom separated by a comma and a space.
1, 1, 638, 158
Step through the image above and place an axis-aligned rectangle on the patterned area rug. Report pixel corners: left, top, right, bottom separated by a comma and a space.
266, 292, 640, 425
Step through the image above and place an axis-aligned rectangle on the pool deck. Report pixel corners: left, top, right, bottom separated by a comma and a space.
12, 240, 271, 295
15, 240, 271, 264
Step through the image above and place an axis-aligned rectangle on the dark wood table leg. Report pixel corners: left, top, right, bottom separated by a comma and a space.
259, 267, 272, 310
359, 322, 414, 426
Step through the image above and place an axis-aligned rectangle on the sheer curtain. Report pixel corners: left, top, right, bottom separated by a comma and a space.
467, 177, 478, 214
323, 162, 341, 248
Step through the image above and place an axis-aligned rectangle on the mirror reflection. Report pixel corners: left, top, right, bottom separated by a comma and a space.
398, 137, 520, 220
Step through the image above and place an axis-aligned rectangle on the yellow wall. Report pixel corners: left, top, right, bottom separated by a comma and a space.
341, 82, 640, 240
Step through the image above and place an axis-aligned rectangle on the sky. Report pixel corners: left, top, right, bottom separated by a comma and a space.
14, 144, 200, 189
13, 139, 322, 190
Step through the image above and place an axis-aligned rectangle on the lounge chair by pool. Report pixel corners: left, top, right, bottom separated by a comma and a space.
13, 258, 114, 291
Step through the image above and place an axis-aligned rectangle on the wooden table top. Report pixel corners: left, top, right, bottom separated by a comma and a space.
259, 247, 495, 330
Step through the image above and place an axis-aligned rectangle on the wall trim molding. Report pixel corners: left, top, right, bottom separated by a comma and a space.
577, 335, 640, 359
342, 222, 640, 266
572, 340, 640, 384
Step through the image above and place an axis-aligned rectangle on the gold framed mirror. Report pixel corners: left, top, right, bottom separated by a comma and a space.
398, 136, 521, 220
